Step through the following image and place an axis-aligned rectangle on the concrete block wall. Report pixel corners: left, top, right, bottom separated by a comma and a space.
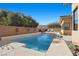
0, 25, 38, 37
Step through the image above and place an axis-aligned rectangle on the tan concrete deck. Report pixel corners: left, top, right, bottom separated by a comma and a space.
46, 39, 73, 56
63, 35, 72, 42
0, 43, 45, 56
12, 47, 45, 56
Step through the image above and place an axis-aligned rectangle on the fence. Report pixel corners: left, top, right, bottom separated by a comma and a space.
0, 25, 38, 37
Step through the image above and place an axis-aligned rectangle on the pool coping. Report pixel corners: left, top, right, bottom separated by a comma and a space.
1, 32, 41, 40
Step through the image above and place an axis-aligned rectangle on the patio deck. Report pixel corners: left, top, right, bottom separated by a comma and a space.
46, 39, 73, 56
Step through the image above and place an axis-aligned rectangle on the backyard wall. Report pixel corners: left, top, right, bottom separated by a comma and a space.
0, 25, 38, 37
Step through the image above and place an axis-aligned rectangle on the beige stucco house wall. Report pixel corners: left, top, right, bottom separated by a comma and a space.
72, 3, 79, 45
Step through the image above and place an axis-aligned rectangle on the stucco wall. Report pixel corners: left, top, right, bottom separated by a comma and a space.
72, 3, 79, 45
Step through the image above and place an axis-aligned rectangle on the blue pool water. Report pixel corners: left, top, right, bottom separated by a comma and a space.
15, 33, 55, 52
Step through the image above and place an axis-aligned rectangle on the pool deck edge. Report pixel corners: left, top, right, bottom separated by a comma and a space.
46, 39, 73, 56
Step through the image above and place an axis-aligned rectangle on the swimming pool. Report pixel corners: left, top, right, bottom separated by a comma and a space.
15, 33, 55, 52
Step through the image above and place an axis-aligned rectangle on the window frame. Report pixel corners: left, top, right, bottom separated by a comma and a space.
73, 6, 78, 31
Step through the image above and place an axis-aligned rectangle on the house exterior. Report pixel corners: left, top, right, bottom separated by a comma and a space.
72, 3, 79, 45
60, 16, 72, 35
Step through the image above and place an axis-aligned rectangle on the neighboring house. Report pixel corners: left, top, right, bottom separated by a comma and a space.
72, 3, 79, 45
60, 16, 72, 35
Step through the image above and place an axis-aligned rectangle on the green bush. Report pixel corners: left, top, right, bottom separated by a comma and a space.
47, 22, 61, 28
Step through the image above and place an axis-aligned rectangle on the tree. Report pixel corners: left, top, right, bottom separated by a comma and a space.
47, 22, 61, 28
0, 9, 39, 27
24, 16, 39, 27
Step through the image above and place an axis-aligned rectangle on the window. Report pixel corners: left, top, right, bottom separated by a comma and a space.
64, 23, 70, 30
73, 7, 78, 30
61, 23, 70, 30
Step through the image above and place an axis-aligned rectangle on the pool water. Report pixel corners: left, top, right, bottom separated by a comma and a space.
15, 33, 55, 52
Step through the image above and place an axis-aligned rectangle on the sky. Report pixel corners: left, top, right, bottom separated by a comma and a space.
0, 3, 72, 25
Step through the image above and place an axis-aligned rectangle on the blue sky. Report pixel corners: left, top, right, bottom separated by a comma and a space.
0, 3, 71, 25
